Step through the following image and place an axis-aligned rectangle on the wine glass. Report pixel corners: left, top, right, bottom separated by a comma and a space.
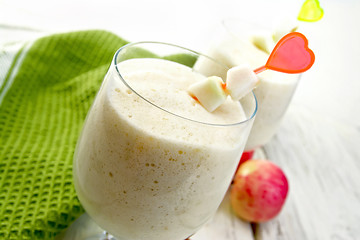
67, 42, 257, 240
196, 18, 301, 161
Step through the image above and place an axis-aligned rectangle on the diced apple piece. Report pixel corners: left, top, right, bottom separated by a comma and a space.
188, 76, 227, 112
251, 34, 275, 54
272, 21, 298, 43
226, 65, 259, 101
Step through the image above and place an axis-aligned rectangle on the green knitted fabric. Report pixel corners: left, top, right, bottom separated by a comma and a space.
0, 30, 198, 240
0, 30, 128, 239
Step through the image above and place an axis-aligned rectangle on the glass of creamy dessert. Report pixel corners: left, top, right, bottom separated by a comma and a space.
70, 42, 258, 240
195, 18, 300, 159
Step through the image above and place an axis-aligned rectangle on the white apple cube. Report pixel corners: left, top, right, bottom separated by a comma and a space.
226, 65, 259, 101
251, 33, 275, 54
188, 76, 227, 112
272, 21, 298, 43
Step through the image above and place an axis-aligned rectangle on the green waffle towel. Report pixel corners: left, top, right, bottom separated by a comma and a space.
0, 30, 197, 240
0, 30, 129, 239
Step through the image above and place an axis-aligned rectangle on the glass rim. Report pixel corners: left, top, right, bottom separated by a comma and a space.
113, 41, 258, 127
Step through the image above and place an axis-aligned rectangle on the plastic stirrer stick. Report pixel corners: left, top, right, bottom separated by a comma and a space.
254, 32, 315, 75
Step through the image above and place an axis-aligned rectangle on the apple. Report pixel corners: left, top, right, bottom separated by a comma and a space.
239, 150, 255, 165
251, 33, 275, 54
234, 150, 255, 174
230, 159, 289, 222
226, 64, 259, 101
187, 65, 259, 112
272, 23, 298, 43
187, 76, 227, 112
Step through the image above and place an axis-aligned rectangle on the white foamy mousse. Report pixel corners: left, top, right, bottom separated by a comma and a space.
73, 58, 252, 240
195, 35, 299, 150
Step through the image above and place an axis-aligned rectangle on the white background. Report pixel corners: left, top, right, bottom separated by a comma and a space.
1, 0, 359, 127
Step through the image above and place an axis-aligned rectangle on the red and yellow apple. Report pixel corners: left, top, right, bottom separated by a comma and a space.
230, 159, 289, 222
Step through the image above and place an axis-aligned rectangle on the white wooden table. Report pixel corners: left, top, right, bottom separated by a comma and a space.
193, 103, 360, 240
1, 0, 360, 239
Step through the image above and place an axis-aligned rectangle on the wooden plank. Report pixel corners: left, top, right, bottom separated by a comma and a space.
254, 105, 360, 240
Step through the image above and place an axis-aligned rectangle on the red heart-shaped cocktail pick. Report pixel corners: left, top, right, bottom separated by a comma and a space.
254, 32, 315, 74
